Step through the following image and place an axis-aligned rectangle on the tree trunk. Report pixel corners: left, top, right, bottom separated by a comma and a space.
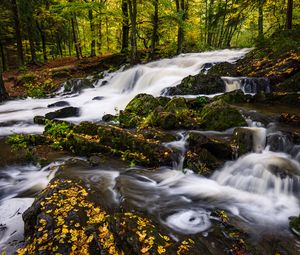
0, 42, 7, 72
106, 17, 110, 51
286, 0, 293, 29
207, 0, 215, 46
128, 0, 137, 64
88, 7, 96, 57
121, 0, 129, 53
11, 0, 24, 66
71, 17, 80, 59
36, 21, 47, 62
27, 25, 37, 63
258, 0, 264, 41
151, 0, 159, 60
0, 71, 8, 102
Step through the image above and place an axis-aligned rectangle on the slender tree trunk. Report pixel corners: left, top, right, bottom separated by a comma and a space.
286, 0, 293, 29
71, 17, 80, 59
88, 7, 96, 57
36, 21, 47, 62
207, 0, 215, 46
106, 17, 110, 51
258, 0, 264, 41
128, 0, 137, 64
0, 42, 7, 71
0, 70, 8, 102
98, 19, 102, 54
218, 0, 228, 47
11, 0, 24, 66
151, 0, 159, 59
27, 25, 37, 63
121, 0, 129, 53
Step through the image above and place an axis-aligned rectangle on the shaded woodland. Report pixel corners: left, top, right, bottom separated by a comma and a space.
0, 0, 299, 70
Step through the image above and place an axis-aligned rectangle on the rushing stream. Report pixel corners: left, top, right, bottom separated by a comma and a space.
0, 48, 300, 253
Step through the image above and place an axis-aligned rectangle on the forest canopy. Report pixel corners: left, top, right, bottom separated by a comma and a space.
0, 0, 299, 69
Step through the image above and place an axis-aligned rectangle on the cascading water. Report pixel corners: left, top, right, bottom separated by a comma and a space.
222, 76, 271, 94
163, 132, 189, 171
1, 48, 300, 252
0, 49, 250, 136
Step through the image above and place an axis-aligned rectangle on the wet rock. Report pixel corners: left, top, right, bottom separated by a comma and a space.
33, 115, 47, 125
92, 96, 105, 101
102, 113, 117, 122
185, 132, 232, 175
119, 94, 161, 128
45, 107, 80, 119
213, 89, 252, 104
124, 93, 160, 116
19, 178, 200, 255
165, 97, 188, 112
199, 100, 247, 131
205, 62, 238, 76
164, 74, 225, 95
231, 128, 254, 156
290, 216, 300, 237
43, 120, 172, 167
59, 78, 94, 95
47, 101, 70, 108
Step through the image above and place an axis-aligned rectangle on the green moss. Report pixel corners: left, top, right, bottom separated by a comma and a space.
290, 216, 300, 234
199, 100, 247, 131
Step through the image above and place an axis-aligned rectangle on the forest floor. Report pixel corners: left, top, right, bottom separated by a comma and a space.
2, 53, 129, 97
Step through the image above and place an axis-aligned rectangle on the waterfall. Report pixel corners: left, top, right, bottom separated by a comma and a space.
0, 49, 250, 136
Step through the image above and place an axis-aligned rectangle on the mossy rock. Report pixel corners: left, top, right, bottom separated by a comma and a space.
290, 216, 300, 237
199, 100, 247, 131
205, 62, 239, 76
124, 93, 160, 116
119, 110, 142, 128
164, 74, 225, 95
213, 90, 252, 104
164, 97, 188, 112
231, 128, 254, 156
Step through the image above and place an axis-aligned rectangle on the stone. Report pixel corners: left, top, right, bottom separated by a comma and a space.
164, 74, 225, 95
199, 100, 247, 131
47, 101, 70, 108
45, 107, 80, 119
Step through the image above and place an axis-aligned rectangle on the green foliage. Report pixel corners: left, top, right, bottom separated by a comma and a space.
18, 72, 36, 84
6, 134, 29, 151
24, 78, 56, 98
44, 120, 73, 150
196, 96, 207, 107
45, 120, 72, 139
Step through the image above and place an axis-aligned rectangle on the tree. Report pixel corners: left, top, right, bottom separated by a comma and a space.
286, 0, 293, 29
11, 0, 24, 66
151, 0, 159, 59
258, 0, 264, 41
0, 70, 8, 102
128, 0, 137, 64
121, 0, 129, 53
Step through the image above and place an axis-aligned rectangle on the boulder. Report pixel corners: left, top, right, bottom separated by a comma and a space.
213, 90, 252, 104
124, 93, 160, 116
199, 100, 247, 131
47, 101, 70, 108
231, 128, 254, 157
185, 132, 232, 175
45, 107, 80, 119
164, 74, 225, 95
205, 62, 238, 76
102, 113, 118, 122
58, 78, 94, 95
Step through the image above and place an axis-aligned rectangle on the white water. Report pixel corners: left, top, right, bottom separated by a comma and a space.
0, 49, 250, 136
